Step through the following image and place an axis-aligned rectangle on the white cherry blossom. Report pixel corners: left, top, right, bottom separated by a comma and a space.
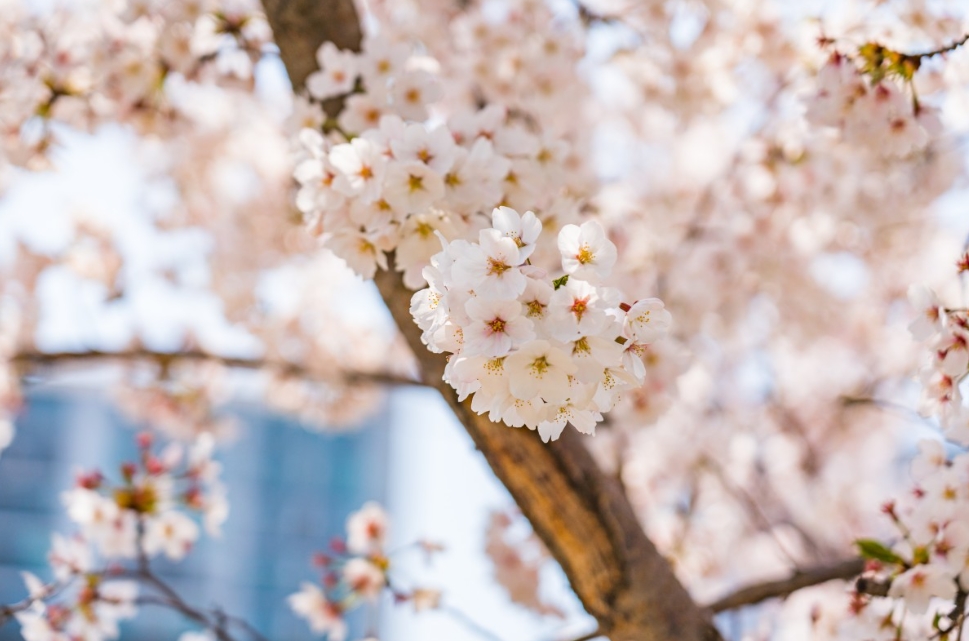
288, 583, 347, 641
558, 221, 617, 282
505, 339, 576, 405
306, 41, 358, 100
464, 298, 534, 356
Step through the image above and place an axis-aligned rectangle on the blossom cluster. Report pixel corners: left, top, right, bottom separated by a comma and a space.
908, 284, 969, 443
288, 502, 441, 640
16, 563, 139, 641
288, 502, 388, 640
0, 0, 272, 168
10, 431, 227, 641
806, 52, 942, 157
61, 431, 228, 561
842, 440, 969, 638
304, 36, 441, 126
293, 37, 586, 288
485, 509, 563, 618
410, 207, 671, 442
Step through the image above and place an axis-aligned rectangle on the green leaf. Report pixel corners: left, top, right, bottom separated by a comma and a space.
552, 274, 569, 290
855, 538, 905, 565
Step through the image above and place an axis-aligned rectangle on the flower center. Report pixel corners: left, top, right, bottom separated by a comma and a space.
487, 317, 506, 334
571, 298, 588, 320
576, 244, 594, 265
529, 355, 550, 376
487, 257, 510, 275
526, 300, 545, 318
408, 174, 425, 192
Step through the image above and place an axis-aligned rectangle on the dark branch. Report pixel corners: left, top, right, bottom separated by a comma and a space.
11, 349, 420, 388
908, 33, 969, 62
705, 558, 866, 613
854, 575, 891, 598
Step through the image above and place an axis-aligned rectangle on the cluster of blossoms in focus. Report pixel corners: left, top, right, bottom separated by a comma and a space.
411, 207, 671, 442
294, 37, 588, 288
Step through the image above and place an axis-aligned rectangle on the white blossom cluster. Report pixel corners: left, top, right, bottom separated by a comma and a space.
304, 36, 442, 126
16, 562, 138, 641
806, 53, 943, 157
60, 432, 228, 562
410, 207, 671, 442
908, 284, 969, 443
842, 440, 969, 638
832, 278, 969, 638
294, 38, 585, 288
12, 432, 227, 641
0, 0, 273, 169
288, 502, 441, 641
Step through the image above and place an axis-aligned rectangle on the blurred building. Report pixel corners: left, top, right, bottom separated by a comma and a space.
0, 387, 389, 640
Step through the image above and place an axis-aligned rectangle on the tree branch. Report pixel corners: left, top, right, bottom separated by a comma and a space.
11, 349, 420, 388
373, 259, 722, 641
260, 0, 362, 117
704, 558, 866, 613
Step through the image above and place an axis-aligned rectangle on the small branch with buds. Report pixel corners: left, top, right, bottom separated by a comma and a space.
906, 34, 969, 64
0, 579, 66, 629
705, 558, 867, 613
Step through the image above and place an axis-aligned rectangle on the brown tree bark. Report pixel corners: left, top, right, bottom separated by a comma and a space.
261, 1, 724, 638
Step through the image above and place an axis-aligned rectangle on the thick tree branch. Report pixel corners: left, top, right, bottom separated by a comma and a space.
705, 558, 866, 613
259, 0, 723, 635
260, 0, 362, 117
11, 349, 420, 388
373, 261, 721, 641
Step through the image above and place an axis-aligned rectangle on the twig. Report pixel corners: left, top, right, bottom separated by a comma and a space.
11, 349, 421, 388
0, 598, 36, 628
908, 34, 969, 62
700, 456, 805, 569
438, 604, 506, 641
0, 580, 65, 628
560, 628, 603, 641
127, 525, 238, 641
135, 572, 236, 641
223, 612, 273, 641
705, 558, 866, 612
839, 395, 930, 424
855, 575, 891, 598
